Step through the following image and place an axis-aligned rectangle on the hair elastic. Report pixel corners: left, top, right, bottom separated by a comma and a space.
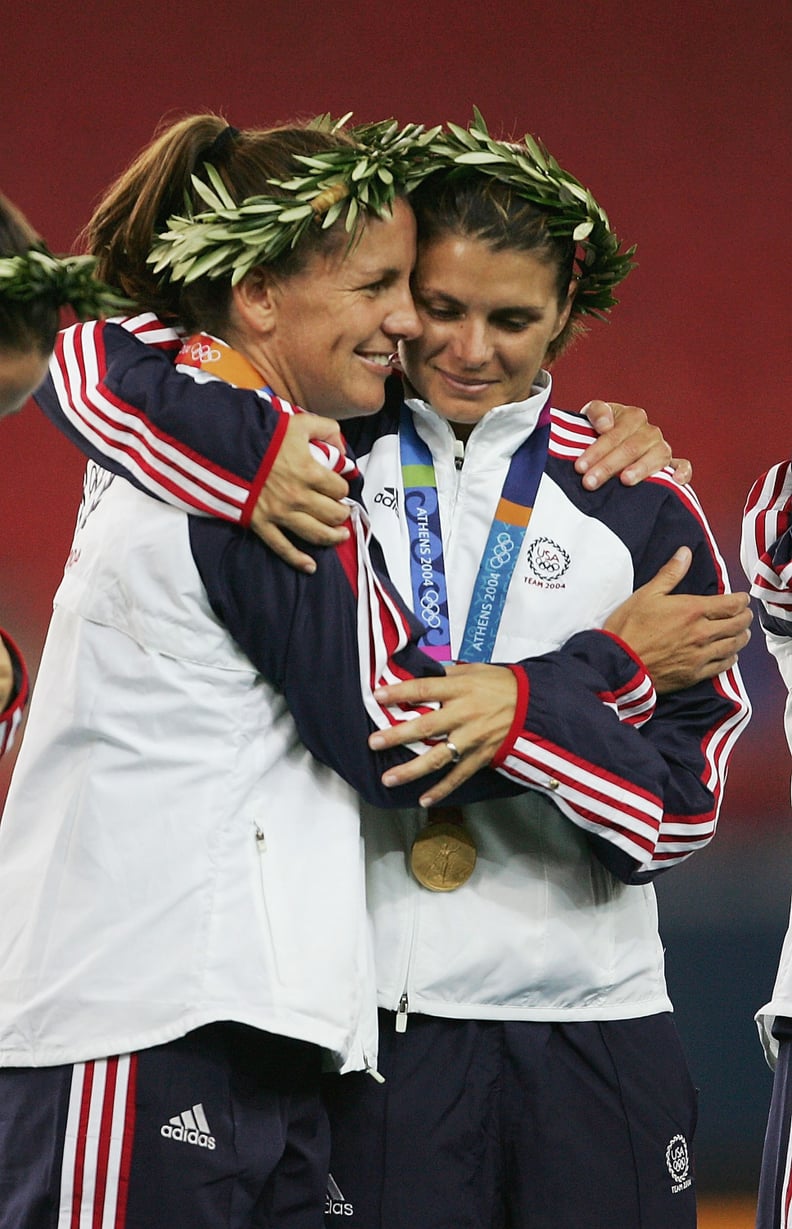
205, 125, 240, 161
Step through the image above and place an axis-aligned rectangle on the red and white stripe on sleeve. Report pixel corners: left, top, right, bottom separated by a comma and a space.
548, 408, 599, 460
494, 469, 752, 876
495, 663, 749, 876
741, 461, 792, 619
334, 501, 442, 741
595, 632, 657, 728
51, 316, 255, 522
496, 724, 668, 865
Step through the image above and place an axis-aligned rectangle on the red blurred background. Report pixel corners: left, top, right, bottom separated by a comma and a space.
2, 0, 791, 1198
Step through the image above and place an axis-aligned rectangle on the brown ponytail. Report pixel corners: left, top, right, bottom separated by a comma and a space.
81, 114, 358, 330
82, 114, 230, 319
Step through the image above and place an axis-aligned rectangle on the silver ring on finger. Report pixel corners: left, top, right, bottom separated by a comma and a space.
446, 738, 462, 764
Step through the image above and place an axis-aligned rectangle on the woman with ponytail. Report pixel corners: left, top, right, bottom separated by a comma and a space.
0, 115, 578, 1229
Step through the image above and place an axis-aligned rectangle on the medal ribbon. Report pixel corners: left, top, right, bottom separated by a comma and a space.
400, 406, 453, 661
400, 403, 550, 664
176, 333, 273, 392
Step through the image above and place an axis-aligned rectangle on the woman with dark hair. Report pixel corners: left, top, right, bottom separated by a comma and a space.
0, 193, 58, 416
0, 191, 125, 754
320, 131, 751, 1229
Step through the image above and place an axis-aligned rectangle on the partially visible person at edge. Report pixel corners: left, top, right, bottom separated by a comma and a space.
742, 468, 792, 1229
36, 115, 753, 1229
0, 116, 713, 1229
0, 190, 126, 757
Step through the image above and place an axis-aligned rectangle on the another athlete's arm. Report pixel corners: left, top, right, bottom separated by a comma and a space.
575, 400, 691, 490
370, 494, 750, 882
39, 320, 690, 562
36, 317, 351, 571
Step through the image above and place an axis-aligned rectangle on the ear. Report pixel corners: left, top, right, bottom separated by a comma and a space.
551, 277, 577, 341
230, 269, 279, 337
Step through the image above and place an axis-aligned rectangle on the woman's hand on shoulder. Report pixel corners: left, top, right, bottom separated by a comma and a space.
249, 413, 352, 572
575, 400, 692, 491
604, 547, 752, 692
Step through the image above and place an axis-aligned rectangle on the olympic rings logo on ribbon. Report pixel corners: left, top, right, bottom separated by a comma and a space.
487, 530, 516, 570
419, 587, 443, 629
189, 342, 222, 364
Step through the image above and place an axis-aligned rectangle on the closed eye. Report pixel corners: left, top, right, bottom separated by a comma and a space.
423, 304, 462, 321
415, 293, 463, 321
361, 270, 399, 294
491, 311, 544, 332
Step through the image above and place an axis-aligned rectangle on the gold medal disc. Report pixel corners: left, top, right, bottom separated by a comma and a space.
410, 820, 477, 892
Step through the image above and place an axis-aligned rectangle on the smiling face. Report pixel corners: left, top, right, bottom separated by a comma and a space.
400, 232, 574, 433
237, 197, 421, 420
0, 346, 50, 419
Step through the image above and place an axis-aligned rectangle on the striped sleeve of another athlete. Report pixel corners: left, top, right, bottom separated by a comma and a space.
742, 462, 792, 618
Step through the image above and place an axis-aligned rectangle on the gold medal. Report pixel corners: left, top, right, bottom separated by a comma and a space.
410, 807, 477, 892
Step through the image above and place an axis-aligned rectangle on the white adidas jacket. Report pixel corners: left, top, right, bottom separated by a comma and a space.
0, 390, 526, 1073
347, 377, 750, 1024
0, 472, 382, 1071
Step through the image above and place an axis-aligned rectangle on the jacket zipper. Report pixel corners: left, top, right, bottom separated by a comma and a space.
394, 878, 422, 1033
395, 991, 409, 1033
